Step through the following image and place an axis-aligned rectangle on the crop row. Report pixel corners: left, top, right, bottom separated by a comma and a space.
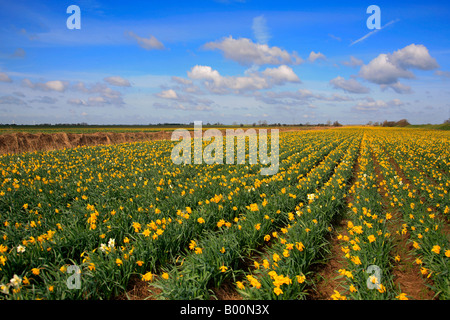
151, 132, 359, 299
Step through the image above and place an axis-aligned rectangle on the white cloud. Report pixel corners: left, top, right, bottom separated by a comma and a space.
390, 44, 439, 70
126, 31, 164, 50
45, 80, 68, 92
187, 64, 300, 94
330, 76, 370, 94
67, 98, 88, 106
358, 44, 438, 94
308, 51, 326, 63
359, 53, 414, 85
154, 87, 215, 112
352, 98, 404, 112
252, 15, 270, 44
22, 79, 69, 92
380, 81, 412, 94
88, 96, 107, 106
0, 72, 12, 83
172, 76, 193, 85
104, 76, 131, 87
156, 89, 178, 99
203, 36, 302, 66
71, 81, 125, 106
261, 65, 300, 84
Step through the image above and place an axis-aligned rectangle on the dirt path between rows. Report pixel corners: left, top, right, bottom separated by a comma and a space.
371, 147, 436, 300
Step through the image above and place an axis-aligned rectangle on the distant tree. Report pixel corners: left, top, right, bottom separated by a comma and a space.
382, 120, 397, 127
395, 119, 410, 127
366, 121, 373, 126
333, 121, 342, 127
444, 118, 450, 124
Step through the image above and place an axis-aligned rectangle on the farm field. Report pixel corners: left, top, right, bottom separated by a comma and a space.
0, 127, 448, 300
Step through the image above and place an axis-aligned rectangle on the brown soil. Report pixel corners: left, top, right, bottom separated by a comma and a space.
0, 131, 173, 155
114, 275, 162, 300
0, 127, 331, 156
372, 150, 436, 300
308, 219, 349, 300
310, 144, 361, 300
212, 281, 243, 300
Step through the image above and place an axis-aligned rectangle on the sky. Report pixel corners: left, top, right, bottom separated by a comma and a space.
0, 0, 449, 125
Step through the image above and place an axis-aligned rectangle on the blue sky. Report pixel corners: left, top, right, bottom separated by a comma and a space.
0, 0, 449, 125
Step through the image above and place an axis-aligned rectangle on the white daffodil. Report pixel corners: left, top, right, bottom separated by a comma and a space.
1, 283, 9, 294
10, 275, 22, 288
99, 243, 108, 252
108, 238, 115, 248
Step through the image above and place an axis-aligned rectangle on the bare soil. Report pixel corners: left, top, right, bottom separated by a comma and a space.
0, 131, 173, 155
0, 127, 331, 155
372, 150, 436, 300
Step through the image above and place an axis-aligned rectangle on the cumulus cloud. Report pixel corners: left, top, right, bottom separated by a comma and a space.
261, 65, 301, 84
389, 44, 439, 70
358, 44, 439, 91
308, 51, 326, 63
0, 72, 12, 83
187, 64, 300, 94
22, 79, 69, 92
125, 31, 164, 50
359, 54, 414, 85
156, 89, 179, 99
203, 36, 303, 66
329, 76, 370, 94
104, 76, 131, 87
